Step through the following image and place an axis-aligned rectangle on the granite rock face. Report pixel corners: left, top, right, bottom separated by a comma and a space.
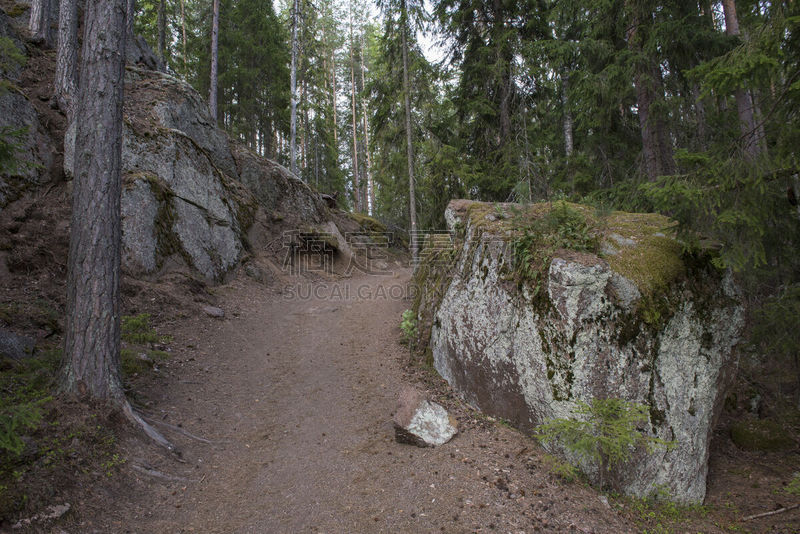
0, 10, 54, 213
419, 200, 744, 503
64, 67, 329, 280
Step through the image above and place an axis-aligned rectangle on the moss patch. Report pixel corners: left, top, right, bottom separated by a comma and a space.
603, 212, 684, 296
346, 212, 388, 234
456, 200, 686, 300
730, 418, 794, 451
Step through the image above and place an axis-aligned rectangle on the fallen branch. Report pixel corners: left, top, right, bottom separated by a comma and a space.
742, 503, 800, 522
131, 464, 197, 483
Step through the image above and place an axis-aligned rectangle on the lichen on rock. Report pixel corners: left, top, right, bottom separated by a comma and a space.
416, 199, 744, 503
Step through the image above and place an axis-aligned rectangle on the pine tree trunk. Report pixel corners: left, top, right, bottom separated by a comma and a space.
626, 1, 675, 180
126, 0, 135, 39
62, 0, 127, 401
561, 72, 573, 158
54, 0, 78, 117
359, 35, 374, 216
331, 49, 339, 148
348, 12, 360, 212
29, 0, 56, 47
289, 0, 299, 177
157, 0, 166, 71
209, 0, 220, 123
400, 0, 417, 266
302, 79, 309, 174
722, 0, 766, 160
180, 0, 187, 73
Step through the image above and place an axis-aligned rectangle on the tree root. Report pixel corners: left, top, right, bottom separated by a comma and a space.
131, 463, 197, 483
142, 415, 218, 445
122, 402, 175, 452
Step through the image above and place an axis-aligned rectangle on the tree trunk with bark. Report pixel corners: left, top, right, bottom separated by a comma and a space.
722, 0, 766, 160
400, 0, 417, 266
348, 12, 360, 212
62, 0, 126, 402
359, 34, 374, 216
626, 0, 675, 180
209, 0, 220, 123
53, 0, 78, 117
561, 72, 573, 158
29, 0, 56, 47
126, 0, 135, 39
180, 0, 187, 73
157, 0, 166, 71
289, 0, 300, 177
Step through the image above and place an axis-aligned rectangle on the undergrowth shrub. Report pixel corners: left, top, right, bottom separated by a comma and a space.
535, 398, 674, 490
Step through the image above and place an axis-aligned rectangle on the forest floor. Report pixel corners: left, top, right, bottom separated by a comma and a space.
24, 265, 793, 534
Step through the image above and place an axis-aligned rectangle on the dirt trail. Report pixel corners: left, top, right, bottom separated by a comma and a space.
77, 270, 640, 534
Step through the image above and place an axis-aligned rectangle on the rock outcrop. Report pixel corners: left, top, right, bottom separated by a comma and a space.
0, 10, 53, 212
64, 67, 329, 281
415, 199, 743, 503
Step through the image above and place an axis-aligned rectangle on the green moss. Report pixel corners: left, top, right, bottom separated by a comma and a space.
346, 212, 387, 234
4, 3, 29, 18
730, 418, 794, 451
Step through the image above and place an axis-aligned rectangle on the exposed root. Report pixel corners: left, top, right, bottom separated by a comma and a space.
122, 401, 176, 452
131, 463, 197, 483
142, 415, 218, 445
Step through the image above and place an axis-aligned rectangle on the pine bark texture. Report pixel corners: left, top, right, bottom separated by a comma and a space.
349, 21, 360, 212
157, 0, 166, 71
180, 0, 187, 72
54, 0, 78, 117
626, 1, 675, 180
29, 0, 56, 47
561, 73, 573, 157
722, 0, 765, 159
209, 0, 220, 122
289, 0, 299, 176
400, 0, 418, 266
62, 0, 127, 401
126, 0, 135, 39
359, 36, 374, 215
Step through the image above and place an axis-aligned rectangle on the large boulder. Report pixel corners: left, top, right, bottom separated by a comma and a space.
416, 200, 743, 503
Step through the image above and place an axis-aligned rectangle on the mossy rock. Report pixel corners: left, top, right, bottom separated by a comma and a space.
730, 418, 794, 451
346, 212, 387, 234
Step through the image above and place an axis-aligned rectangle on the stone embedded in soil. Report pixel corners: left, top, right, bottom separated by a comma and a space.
202, 305, 225, 318
0, 327, 35, 361
393, 386, 458, 447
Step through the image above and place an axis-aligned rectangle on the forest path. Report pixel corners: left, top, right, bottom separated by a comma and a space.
82, 269, 638, 533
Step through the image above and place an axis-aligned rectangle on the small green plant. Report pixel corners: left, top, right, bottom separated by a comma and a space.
120, 314, 171, 377
400, 309, 418, 349
122, 313, 161, 344
786, 472, 800, 496
542, 453, 581, 483
510, 201, 599, 296
102, 453, 126, 476
535, 398, 675, 490
0, 402, 45, 455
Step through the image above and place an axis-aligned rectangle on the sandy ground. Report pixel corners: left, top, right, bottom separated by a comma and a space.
63, 269, 649, 534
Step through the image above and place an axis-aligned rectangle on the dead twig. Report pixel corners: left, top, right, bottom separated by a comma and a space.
742, 503, 800, 522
